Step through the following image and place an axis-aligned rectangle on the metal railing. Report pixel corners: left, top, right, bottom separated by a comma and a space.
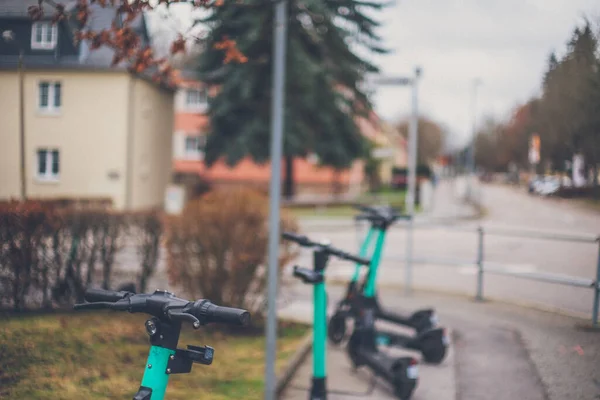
358, 222, 600, 327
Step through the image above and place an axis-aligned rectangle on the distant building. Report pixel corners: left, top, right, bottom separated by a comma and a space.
0, 0, 175, 209
172, 71, 395, 196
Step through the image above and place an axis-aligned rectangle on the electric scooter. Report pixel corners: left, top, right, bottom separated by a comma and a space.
283, 232, 419, 400
73, 288, 250, 399
328, 205, 449, 364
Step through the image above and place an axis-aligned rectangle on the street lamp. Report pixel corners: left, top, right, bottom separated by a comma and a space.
369, 66, 422, 296
3, 30, 26, 200
264, 1, 287, 399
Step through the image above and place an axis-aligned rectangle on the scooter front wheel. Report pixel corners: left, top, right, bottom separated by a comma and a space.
328, 312, 347, 344
392, 358, 418, 400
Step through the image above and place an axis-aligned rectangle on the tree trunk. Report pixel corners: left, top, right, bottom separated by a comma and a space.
331, 169, 342, 199
283, 156, 295, 199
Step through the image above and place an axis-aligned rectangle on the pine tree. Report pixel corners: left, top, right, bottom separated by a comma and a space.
196, 0, 388, 198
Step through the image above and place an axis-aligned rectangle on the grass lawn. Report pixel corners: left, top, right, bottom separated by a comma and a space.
287, 190, 407, 219
0, 312, 309, 400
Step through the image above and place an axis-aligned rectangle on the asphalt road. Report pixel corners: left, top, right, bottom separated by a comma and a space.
296, 180, 600, 318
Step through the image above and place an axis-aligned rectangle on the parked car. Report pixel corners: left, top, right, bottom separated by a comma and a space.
529, 175, 560, 196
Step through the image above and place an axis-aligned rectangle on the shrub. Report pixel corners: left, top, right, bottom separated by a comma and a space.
130, 210, 163, 293
0, 199, 160, 312
165, 187, 299, 322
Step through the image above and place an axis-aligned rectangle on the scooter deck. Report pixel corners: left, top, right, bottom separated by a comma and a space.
375, 305, 437, 334
375, 327, 449, 365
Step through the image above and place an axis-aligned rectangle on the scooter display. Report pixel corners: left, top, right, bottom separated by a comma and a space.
282, 231, 419, 400
328, 205, 449, 364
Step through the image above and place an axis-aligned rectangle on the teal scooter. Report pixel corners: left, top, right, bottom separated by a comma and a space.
74, 288, 250, 399
282, 232, 419, 400
328, 205, 449, 364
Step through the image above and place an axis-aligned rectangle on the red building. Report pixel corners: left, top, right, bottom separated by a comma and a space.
172, 72, 381, 195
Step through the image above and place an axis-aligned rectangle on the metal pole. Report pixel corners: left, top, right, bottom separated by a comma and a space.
264, 0, 287, 399
405, 66, 421, 296
18, 49, 26, 200
467, 79, 480, 200
592, 239, 600, 327
476, 226, 485, 301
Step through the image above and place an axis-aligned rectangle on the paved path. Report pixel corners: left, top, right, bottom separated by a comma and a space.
279, 285, 600, 400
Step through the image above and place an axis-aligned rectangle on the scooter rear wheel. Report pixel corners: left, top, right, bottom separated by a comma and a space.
328, 312, 347, 344
422, 345, 447, 364
346, 331, 365, 368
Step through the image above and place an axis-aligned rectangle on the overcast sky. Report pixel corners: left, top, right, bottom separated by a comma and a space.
150, 0, 600, 150
368, 0, 599, 150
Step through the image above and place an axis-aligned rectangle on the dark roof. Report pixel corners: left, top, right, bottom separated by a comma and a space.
0, 0, 66, 18
0, 0, 172, 91
77, 3, 149, 69
0, 54, 123, 70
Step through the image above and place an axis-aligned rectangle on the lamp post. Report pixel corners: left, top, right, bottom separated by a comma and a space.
369, 66, 422, 295
3, 30, 26, 200
264, 1, 287, 399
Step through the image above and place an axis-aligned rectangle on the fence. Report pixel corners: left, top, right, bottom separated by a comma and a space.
353, 221, 600, 327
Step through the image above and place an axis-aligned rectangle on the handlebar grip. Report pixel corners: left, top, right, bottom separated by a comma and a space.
281, 231, 312, 246
354, 214, 373, 221
84, 288, 131, 303
190, 300, 251, 327
353, 204, 377, 214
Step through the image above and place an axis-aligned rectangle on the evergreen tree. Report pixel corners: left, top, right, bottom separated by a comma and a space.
196, 0, 388, 198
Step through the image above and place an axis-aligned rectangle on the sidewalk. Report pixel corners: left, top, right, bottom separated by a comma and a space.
278, 285, 600, 400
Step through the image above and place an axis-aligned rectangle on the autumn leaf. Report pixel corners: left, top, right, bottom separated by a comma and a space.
32, 0, 248, 87
170, 34, 186, 55
28, 5, 44, 21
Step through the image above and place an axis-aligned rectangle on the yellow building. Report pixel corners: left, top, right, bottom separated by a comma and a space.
369, 119, 408, 186
0, 1, 174, 209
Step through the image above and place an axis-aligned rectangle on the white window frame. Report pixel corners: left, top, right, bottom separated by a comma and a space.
183, 134, 206, 160
38, 81, 62, 114
307, 152, 320, 165
183, 87, 208, 112
36, 148, 60, 182
31, 22, 58, 50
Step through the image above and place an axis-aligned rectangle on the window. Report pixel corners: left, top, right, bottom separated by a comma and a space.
31, 22, 58, 50
37, 149, 60, 180
184, 135, 206, 159
184, 88, 207, 111
39, 81, 62, 112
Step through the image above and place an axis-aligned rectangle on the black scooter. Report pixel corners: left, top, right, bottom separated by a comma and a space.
329, 205, 449, 364
284, 232, 419, 400
346, 294, 419, 400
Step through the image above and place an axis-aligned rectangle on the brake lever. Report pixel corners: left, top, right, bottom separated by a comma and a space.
168, 310, 202, 329
74, 299, 131, 311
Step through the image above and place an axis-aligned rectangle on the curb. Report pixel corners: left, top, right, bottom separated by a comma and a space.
325, 279, 593, 323
276, 331, 313, 398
